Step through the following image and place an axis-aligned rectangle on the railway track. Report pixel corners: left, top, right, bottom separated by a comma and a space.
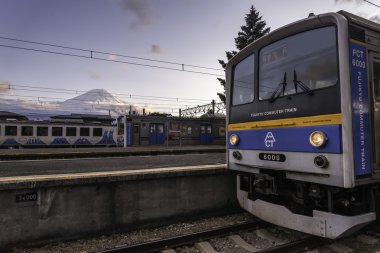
93, 221, 329, 253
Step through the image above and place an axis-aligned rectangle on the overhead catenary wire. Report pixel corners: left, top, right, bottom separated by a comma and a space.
0, 84, 212, 117
0, 36, 223, 71
0, 37, 224, 117
1, 94, 198, 108
6, 84, 211, 103
363, 0, 380, 8
0, 36, 225, 77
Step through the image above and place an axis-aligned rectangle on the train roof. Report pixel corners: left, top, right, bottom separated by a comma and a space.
121, 114, 225, 123
0, 111, 28, 121
50, 114, 114, 125
338, 10, 380, 33
0, 112, 115, 125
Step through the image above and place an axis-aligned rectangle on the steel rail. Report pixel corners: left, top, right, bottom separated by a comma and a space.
92, 220, 267, 253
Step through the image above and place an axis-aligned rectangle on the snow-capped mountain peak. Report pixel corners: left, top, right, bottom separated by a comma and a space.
0, 89, 140, 120
62, 89, 126, 105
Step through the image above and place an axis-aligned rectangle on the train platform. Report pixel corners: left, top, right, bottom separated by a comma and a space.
0, 145, 226, 160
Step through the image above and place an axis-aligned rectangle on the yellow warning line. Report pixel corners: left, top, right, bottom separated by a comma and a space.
228, 113, 342, 131
0, 164, 227, 183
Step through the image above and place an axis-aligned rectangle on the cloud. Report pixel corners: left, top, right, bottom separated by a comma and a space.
357, 11, 380, 23
107, 54, 117, 61
0, 82, 11, 93
118, 0, 158, 29
369, 15, 380, 23
334, 0, 361, 4
150, 44, 163, 54
89, 72, 102, 81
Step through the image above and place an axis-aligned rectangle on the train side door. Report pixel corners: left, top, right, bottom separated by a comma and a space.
133, 124, 140, 145
200, 124, 213, 145
370, 52, 380, 167
149, 123, 165, 145
126, 123, 133, 146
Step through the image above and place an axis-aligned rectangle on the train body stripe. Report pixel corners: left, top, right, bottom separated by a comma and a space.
228, 113, 342, 131
228, 124, 342, 154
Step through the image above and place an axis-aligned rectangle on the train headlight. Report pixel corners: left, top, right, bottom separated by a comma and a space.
229, 134, 240, 146
309, 131, 328, 147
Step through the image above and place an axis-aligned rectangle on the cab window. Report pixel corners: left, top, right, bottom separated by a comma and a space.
232, 54, 255, 105
259, 26, 338, 100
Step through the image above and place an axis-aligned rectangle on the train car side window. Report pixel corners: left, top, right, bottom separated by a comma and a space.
157, 124, 164, 134
5, 125, 17, 136
66, 127, 77, 136
52, 127, 63, 136
37, 126, 48, 136
232, 53, 255, 105
21, 126, 33, 136
80, 127, 90, 137
93, 128, 103, 137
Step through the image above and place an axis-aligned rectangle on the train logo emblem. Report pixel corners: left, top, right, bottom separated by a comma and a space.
264, 132, 276, 147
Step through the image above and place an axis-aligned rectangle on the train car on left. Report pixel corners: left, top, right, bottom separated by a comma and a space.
0, 112, 117, 148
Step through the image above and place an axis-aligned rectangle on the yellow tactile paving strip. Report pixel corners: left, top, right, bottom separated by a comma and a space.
0, 164, 227, 183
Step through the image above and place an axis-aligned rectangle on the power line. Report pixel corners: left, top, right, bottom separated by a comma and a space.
0, 84, 211, 116
0, 36, 224, 77
363, 0, 380, 8
0, 36, 224, 71
5, 83, 212, 103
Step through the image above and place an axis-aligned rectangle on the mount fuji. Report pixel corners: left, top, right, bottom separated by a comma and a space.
0, 89, 139, 120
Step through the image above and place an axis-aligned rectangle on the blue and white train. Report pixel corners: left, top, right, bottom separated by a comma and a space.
0, 113, 117, 147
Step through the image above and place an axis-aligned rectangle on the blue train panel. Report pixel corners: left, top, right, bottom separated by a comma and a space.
228, 124, 342, 154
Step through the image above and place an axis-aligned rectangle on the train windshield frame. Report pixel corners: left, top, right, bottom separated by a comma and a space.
259, 26, 338, 101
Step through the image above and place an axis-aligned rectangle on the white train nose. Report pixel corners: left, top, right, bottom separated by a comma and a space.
237, 178, 376, 239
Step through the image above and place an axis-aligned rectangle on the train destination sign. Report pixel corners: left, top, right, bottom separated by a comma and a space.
262, 45, 288, 64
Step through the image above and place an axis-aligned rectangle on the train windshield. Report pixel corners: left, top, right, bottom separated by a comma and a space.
259, 26, 338, 101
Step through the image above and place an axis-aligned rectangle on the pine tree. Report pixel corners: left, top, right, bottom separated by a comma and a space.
217, 5, 270, 103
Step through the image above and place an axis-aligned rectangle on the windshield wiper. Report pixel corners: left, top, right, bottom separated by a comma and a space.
269, 72, 287, 103
293, 70, 314, 95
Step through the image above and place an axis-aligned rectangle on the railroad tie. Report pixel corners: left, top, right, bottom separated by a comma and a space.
329, 243, 353, 253
228, 235, 260, 252
255, 229, 289, 245
356, 234, 379, 245
305, 250, 320, 253
160, 249, 176, 253
195, 241, 219, 253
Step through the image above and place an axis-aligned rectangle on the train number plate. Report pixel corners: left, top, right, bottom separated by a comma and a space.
259, 153, 286, 162
16, 192, 38, 203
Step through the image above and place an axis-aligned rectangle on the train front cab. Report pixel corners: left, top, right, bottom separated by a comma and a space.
226, 12, 380, 239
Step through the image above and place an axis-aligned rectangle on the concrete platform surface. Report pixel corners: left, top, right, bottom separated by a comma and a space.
0, 145, 225, 160
0, 164, 238, 250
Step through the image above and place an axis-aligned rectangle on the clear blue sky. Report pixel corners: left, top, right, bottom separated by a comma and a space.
0, 0, 379, 111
